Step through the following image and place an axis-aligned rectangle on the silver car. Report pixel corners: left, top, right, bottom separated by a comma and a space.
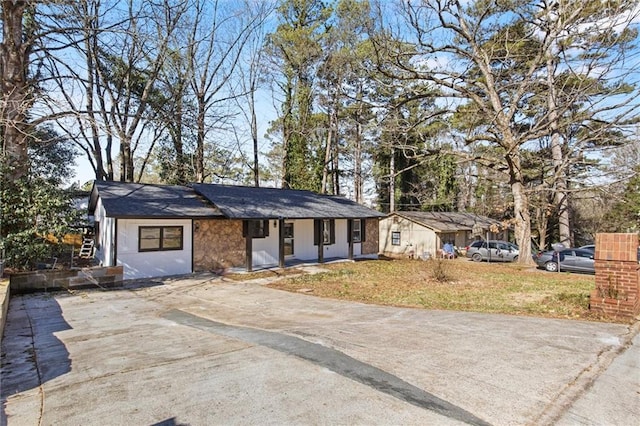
465, 240, 519, 262
534, 248, 595, 273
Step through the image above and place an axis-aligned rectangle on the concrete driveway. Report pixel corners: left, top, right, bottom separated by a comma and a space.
1, 272, 639, 425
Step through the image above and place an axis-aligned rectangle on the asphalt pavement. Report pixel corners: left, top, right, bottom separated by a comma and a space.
1, 272, 639, 425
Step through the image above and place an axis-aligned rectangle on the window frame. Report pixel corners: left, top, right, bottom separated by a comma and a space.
243, 220, 270, 239
391, 231, 401, 246
352, 219, 362, 243
138, 226, 184, 252
314, 219, 335, 246
322, 219, 331, 244
284, 222, 294, 256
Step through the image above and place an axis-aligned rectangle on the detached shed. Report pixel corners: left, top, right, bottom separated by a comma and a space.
379, 211, 507, 259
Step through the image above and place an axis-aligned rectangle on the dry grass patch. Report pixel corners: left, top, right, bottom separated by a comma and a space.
267, 258, 614, 322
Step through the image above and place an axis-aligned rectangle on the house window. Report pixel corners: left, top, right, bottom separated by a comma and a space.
391, 231, 401, 246
314, 219, 335, 245
139, 226, 183, 252
352, 219, 362, 243
323, 219, 331, 244
284, 222, 294, 256
243, 220, 269, 239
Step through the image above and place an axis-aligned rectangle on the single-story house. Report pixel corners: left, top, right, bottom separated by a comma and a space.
379, 211, 508, 259
88, 181, 384, 280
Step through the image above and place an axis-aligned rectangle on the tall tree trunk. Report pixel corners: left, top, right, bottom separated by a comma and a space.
547, 58, 571, 247
281, 83, 293, 189
506, 150, 533, 264
332, 127, 339, 195
321, 117, 332, 194
82, 0, 107, 181
250, 83, 259, 187
389, 146, 395, 212
354, 120, 363, 203
1, 0, 30, 180
195, 96, 205, 183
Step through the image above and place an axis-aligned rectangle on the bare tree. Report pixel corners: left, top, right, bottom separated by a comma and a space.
184, 0, 266, 183
231, 0, 276, 187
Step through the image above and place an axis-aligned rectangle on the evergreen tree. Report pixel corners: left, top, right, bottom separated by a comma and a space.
1, 127, 80, 270
265, 0, 332, 190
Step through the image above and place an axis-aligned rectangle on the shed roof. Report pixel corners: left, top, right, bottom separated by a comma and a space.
391, 211, 501, 233
89, 181, 223, 218
192, 183, 384, 219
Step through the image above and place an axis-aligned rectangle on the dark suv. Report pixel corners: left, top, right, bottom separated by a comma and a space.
465, 240, 519, 262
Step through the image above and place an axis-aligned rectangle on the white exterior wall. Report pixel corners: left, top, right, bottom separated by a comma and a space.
292, 219, 317, 261
289, 219, 350, 261
252, 221, 280, 268
379, 216, 438, 259
93, 200, 116, 267
250, 219, 355, 268
324, 219, 349, 259
117, 218, 193, 280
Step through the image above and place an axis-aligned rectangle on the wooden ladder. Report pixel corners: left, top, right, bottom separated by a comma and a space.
79, 238, 95, 259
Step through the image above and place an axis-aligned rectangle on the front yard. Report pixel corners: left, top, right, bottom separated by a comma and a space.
254, 258, 610, 322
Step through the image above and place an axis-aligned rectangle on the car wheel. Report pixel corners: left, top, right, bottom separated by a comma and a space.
545, 261, 558, 272
512, 255, 518, 262
472, 253, 483, 262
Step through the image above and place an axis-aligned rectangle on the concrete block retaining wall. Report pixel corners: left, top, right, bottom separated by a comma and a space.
9, 266, 124, 294
0, 267, 124, 341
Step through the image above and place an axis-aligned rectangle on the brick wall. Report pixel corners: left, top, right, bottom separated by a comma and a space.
590, 233, 640, 321
193, 219, 245, 272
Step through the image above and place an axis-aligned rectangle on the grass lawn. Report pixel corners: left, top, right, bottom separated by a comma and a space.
254, 257, 616, 322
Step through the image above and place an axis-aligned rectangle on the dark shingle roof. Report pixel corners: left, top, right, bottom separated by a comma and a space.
192, 183, 384, 219
89, 181, 222, 218
394, 211, 501, 232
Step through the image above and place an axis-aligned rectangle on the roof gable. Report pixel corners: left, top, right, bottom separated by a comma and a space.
90, 181, 222, 218
192, 183, 384, 219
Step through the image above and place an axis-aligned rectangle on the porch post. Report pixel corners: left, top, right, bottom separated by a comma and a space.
278, 218, 285, 268
245, 220, 253, 272
318, 222, 324, 264
348, 219, 354, 260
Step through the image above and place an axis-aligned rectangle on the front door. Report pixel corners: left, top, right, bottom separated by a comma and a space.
284, 222, 294, 256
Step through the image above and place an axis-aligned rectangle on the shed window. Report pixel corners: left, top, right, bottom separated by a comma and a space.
391, 231, 401, 246
139, 226, 183, 252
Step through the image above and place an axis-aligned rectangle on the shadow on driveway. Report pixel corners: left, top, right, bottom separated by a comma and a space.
1, 294, 71, 423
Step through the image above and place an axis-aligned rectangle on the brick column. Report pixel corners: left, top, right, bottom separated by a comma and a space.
590, 233, 640, 321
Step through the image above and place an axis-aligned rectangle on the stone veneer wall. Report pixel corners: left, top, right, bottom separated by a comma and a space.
590, 233, 640, 321
193, 219, 245, 272
362, 218, 379, 255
